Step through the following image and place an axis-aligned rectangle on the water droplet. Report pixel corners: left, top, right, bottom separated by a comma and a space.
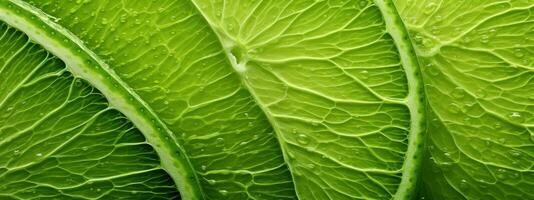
359, 0, 367, 8
219, 190, 228, 196
510, 112, 521, 118
483, 138, 492, 148
459, 179, 468, 189
360, 70, 369, 79
493, 122, 502, 129
201, 165, 206, 170
514, 49, 524, 58
489, 29, 497, 36
82, 146, 88, 151
461, 36, 472, 44
440, 162, 453, 172
294, 170, 303, 176
508, 112, 524, 123
509, 150, 521, 157
480, 34, 489, 43
431, 26, 439, 34
13, 150, 20, 155
215, 138, 225, 147
288, 152, 295, 159
36, 153, 43, 157
296, 134, 310, 145
496, 168, 508, 180
207, 179, 216, 185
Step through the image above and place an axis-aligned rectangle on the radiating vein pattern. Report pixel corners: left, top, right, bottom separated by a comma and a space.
19, 0, 418, 199
23, 0, 296, 199
0, 22, 178, 199
396, 0, 534, 199
193, 0, 413, 199
3, 0, 532, 199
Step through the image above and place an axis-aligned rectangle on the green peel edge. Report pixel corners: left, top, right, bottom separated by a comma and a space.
373, 0, 427, 199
